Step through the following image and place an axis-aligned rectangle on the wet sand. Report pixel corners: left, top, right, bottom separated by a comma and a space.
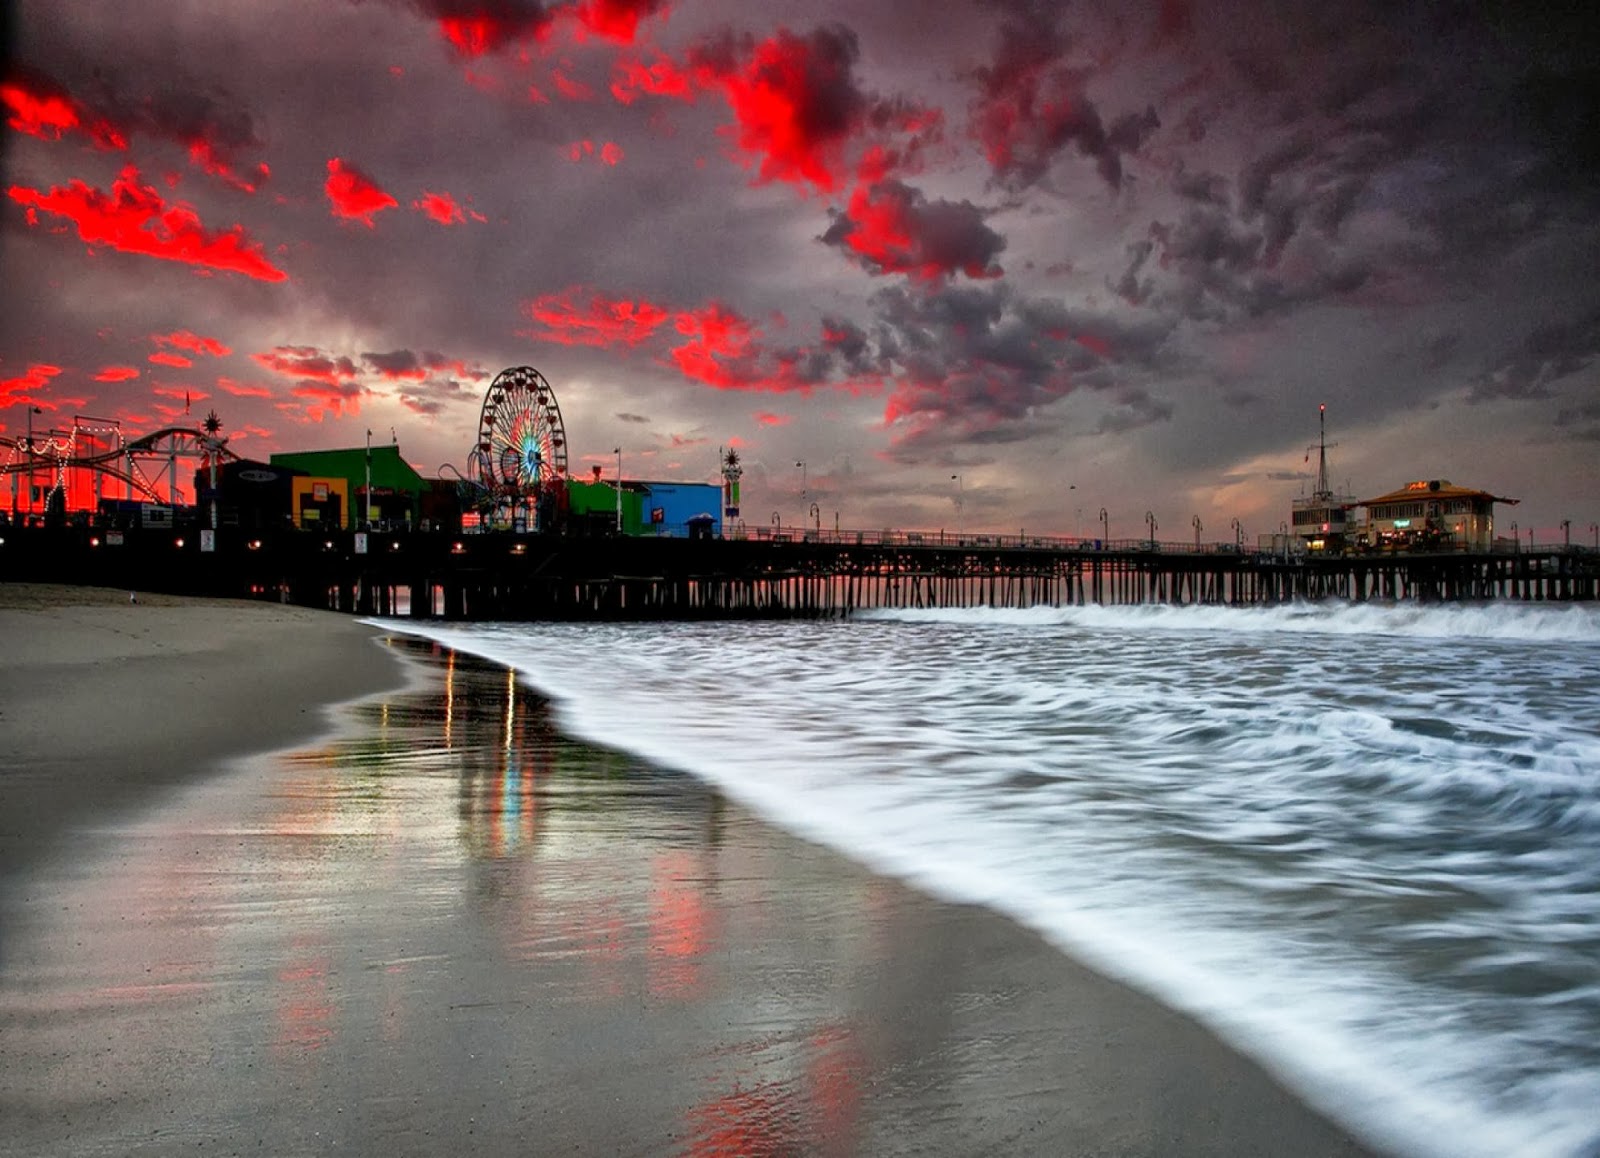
0, 586, 1381, 1156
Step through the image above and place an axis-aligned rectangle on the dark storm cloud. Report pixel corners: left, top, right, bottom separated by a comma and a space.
1469, 309, 1600, 403
819, 179, 1005, 281
967, 0, 1159, 191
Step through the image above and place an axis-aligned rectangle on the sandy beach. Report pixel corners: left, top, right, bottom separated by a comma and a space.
0, 585, 1378, 1156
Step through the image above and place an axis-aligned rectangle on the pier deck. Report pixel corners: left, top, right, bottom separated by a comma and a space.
4, 525, 1596, 618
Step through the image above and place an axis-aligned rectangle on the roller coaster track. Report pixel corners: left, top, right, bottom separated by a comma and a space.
0, 425, 238, 506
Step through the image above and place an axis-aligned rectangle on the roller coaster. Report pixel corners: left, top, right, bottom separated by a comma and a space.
0, 412, 236, 520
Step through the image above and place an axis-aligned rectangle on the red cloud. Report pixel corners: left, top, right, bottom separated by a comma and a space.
524, 288, 672, 346
754, 411, 792, 427
94, 365, 142, 382
7, 167, 288, 281
610, 54, 700, 105
290, 380, 364, 420
324, 158, 399, 226
670, 302, 758, 385
155, 330, 231, 357
253, 345, 360, 386
149, 351, 194, 368
552, 70, 595, 101
1, 76, 127, 149
696, 26, 866, 193
823, 180, 1005, 281
600, 141, 623, 165
437, 11, 553, 58
152, 386, 208, 402
1, 363, 63, 404
414, 190, 467, 224
573, 0, 669, 44
217, 376, 273, 398
188, 138, 269, 194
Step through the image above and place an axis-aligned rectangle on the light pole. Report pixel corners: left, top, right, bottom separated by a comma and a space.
1591, 523, 1599, 551
1145, 510, 1157, 548
771, 511, 781, 538
809, 501, 820, 535
1192, 514, 1202, 550
1510, 521, 1518, 552
1075, 506, 1083, 539
1099, 507, 1108, 544
951, 474, 964, 539
613, 446, 623, 533
1230, 517, 1243, 550
364, 427, 373, 529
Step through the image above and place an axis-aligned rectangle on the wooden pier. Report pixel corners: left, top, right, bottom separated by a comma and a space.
5, 525, 1597, 618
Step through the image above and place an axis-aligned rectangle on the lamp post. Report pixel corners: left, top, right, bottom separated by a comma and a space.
1145, 510, 1157, 548
613, 446, 622, 533
809, 501, 820, 535
1192, 514, 1202, 550
771, 511, 781, 538
1561, 519, 1571, 549
951, 474, 964, 539
1510, 521, 1518, 553
1591, 523, 1599, 551
1230, 517, 1243, 550
1099, 507, 1108, 544
364, 427, 373, 529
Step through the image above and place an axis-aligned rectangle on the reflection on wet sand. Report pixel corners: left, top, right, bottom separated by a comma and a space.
0, 637, 1369, 1156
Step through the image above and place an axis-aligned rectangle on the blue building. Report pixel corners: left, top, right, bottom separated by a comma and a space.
638, 481, 722, 537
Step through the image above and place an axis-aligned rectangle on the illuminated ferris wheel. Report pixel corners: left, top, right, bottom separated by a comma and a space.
472, 366, 568, 501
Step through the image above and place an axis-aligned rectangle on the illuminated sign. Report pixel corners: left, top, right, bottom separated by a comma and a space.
1394, 518, 1411, 528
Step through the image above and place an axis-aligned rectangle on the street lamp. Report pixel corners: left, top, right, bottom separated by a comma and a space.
1145, 510, 1157, 548
771, 511, 781, 537
809, 501, 820, 535
1099, 507, 1109, 544
1230, 517, 1243, 549
951, 474, 964, 539
1192, 514, 1203, 550
1561, 519, 1571, 549
613, 446, 623, 533
1591, 523, 1599, 551
1510, 521, 1518, 552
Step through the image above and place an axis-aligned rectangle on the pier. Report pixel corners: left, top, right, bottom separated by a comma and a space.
4, 524, 1597, 618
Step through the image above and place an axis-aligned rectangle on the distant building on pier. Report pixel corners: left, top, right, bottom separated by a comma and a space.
1358, 480, 1517, 552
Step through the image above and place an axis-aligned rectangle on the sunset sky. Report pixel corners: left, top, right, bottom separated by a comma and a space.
3, 0, 1597, 540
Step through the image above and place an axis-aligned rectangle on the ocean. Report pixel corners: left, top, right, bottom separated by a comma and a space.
385, 601, 1600, 1158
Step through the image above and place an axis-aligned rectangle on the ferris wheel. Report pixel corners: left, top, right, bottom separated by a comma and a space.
472, 366, 568, 498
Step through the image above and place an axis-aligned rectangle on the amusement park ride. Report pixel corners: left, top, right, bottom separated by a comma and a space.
1, 409, 235, 523
462, 365, 569, 529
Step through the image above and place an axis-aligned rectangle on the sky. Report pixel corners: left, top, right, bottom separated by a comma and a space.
2, 0, 1597, 542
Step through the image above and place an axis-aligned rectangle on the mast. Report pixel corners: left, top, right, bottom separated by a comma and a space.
1316, 402, 1329, 500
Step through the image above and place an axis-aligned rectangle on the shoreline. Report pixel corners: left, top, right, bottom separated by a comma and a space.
0, 586, 1380, 1155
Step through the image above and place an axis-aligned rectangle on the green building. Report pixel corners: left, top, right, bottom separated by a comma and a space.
565, 478, 645, 535
270, 445, 427, 528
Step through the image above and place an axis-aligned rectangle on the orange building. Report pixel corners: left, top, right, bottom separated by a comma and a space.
1359, 480, 1517, 552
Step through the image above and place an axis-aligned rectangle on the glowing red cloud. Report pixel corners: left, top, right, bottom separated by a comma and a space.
552, 70, 595, 101
7, 167, 288, 282
573, 0, 668, 44
698, 27, 865, 193
156, 330, 231, 357
324, 158, 399, 226
754, 411, 792, 427
438, 14, 547, 58
414, 190, 467, 224
525, 289, 671, 346
188, 138, 268, 193
1, 77, 126, 148
152, 386, 208, 402
218, 376, 273, 398
610, 54, 700, 105
290, 381, 363, 420
94, 365, 142, 383
567, 139, 596, 162
823, 180, 1005, 281
252, 346, 360, 386
600, 141, 623, 165
149, 351, 194, 369
1, 363, 63, 404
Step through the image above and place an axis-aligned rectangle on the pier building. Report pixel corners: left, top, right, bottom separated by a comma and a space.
1359, 480, 1515, 552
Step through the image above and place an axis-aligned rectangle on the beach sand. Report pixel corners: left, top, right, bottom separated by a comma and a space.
0, 585, 1380, 1156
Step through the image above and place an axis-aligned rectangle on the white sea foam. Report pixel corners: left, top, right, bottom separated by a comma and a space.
377, 606, 1600, 1158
